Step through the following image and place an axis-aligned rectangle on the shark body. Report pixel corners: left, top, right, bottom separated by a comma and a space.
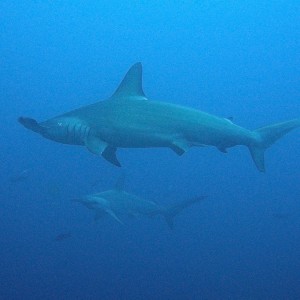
19, 63, 300, 171
73, 176, 205, 229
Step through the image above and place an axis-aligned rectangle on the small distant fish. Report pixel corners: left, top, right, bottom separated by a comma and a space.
9, 168, 31, 183
54, 232, 72, 242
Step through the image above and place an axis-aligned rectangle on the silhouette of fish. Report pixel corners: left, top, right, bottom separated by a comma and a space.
54, 232, 72, 242
9, 168, 31, 183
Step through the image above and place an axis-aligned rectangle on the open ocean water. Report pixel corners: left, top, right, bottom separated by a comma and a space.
0, 1, 299, 299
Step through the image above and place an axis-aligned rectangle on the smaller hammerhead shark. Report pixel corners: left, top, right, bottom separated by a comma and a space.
73, 175, 205, 229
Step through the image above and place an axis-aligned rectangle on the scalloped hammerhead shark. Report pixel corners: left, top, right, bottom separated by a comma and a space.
19, 63, 299, 171
72, 175, 205, 229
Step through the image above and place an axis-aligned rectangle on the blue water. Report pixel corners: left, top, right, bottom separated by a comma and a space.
1, 1, 300, 299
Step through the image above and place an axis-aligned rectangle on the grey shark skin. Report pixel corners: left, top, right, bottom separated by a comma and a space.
73, 176, 205, 229
18, 63, 300, 171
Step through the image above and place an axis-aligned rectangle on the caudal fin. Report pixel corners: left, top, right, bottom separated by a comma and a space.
162, 196, 206, 229
249, 119, 300, 172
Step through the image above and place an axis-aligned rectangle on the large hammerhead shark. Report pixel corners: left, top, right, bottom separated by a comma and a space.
19, 63, 299, 171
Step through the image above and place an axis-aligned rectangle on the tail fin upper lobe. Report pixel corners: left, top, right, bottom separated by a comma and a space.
249, 118, 300, 172
162, 196, 206, 229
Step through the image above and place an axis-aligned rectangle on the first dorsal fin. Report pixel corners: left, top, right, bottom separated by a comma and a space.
111, 63, 147, 99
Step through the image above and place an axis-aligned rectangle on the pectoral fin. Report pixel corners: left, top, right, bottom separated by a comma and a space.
102, 147, 121, 167
85, 136, 121, 167
105, 209, 124, 224
170, 140, 191, 156
85, 135, 108, 154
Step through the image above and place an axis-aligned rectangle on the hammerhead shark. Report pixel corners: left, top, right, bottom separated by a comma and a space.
18, 63, 300, 171
72, 175, 205, 229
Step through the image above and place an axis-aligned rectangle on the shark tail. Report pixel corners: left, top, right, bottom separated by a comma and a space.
162, 196, 206, 230
249, 118, 300, 172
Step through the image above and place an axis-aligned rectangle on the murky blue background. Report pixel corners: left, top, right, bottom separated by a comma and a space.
1, 1, 299, 299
